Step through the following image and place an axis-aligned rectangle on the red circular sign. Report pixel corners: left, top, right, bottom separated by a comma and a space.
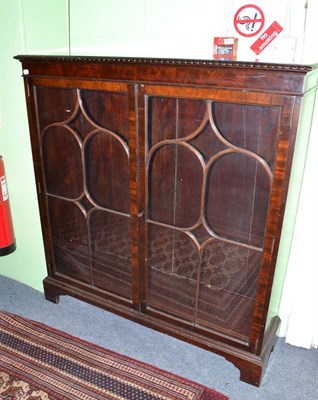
234, 4, 265, 37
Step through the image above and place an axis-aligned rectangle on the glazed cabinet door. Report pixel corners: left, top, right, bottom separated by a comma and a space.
28, 79, 138, 306
141, 85, 285, 346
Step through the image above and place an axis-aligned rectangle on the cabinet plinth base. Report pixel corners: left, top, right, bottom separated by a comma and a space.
43, 276, 280, 387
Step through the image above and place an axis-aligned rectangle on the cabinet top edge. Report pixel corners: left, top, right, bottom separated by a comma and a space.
14, 54, 318, 73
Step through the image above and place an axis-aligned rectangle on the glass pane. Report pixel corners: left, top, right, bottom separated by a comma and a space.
36, 87, 77, 132
148, 97, 206, 147
206, 153, 271, 247
42, 126, 83, 199
85, 132, 130, 213
147, 224, 197, 321
48, 197, 90, 282
81, 90, 129, 141
90, 210, 131, 299
149, 144, 202, 227
198, 239, 262, 338
213, 103, 280, 168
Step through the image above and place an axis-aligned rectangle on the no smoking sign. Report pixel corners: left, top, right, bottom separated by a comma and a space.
234, 4, 265, 37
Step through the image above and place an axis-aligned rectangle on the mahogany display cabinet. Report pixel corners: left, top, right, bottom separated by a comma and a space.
15, 55, 318, 386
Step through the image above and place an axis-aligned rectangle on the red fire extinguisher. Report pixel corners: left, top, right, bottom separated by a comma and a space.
0, 156, 16, 256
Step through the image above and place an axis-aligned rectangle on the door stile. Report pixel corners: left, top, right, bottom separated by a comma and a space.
26, 80, 57, 278
128, 83, 140, 310
136, 84, 148, 312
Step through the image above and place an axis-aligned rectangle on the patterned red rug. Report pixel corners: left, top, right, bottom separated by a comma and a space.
0, 311, 228, 400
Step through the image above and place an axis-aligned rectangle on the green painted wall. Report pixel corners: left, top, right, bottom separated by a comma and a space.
0, 0, 68, 291
0, 1, 316, 337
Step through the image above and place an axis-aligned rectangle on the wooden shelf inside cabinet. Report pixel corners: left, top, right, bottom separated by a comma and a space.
15, 55, 318, 386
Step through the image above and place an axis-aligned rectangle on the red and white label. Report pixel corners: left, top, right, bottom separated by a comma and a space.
234, 4, 265, 37
250, 21, 283, 55
0, 176, 8, 201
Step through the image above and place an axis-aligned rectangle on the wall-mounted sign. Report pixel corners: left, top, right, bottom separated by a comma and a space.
213, 37, 238, 61
233, 4, 265, 37
250, 21, 283, 55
